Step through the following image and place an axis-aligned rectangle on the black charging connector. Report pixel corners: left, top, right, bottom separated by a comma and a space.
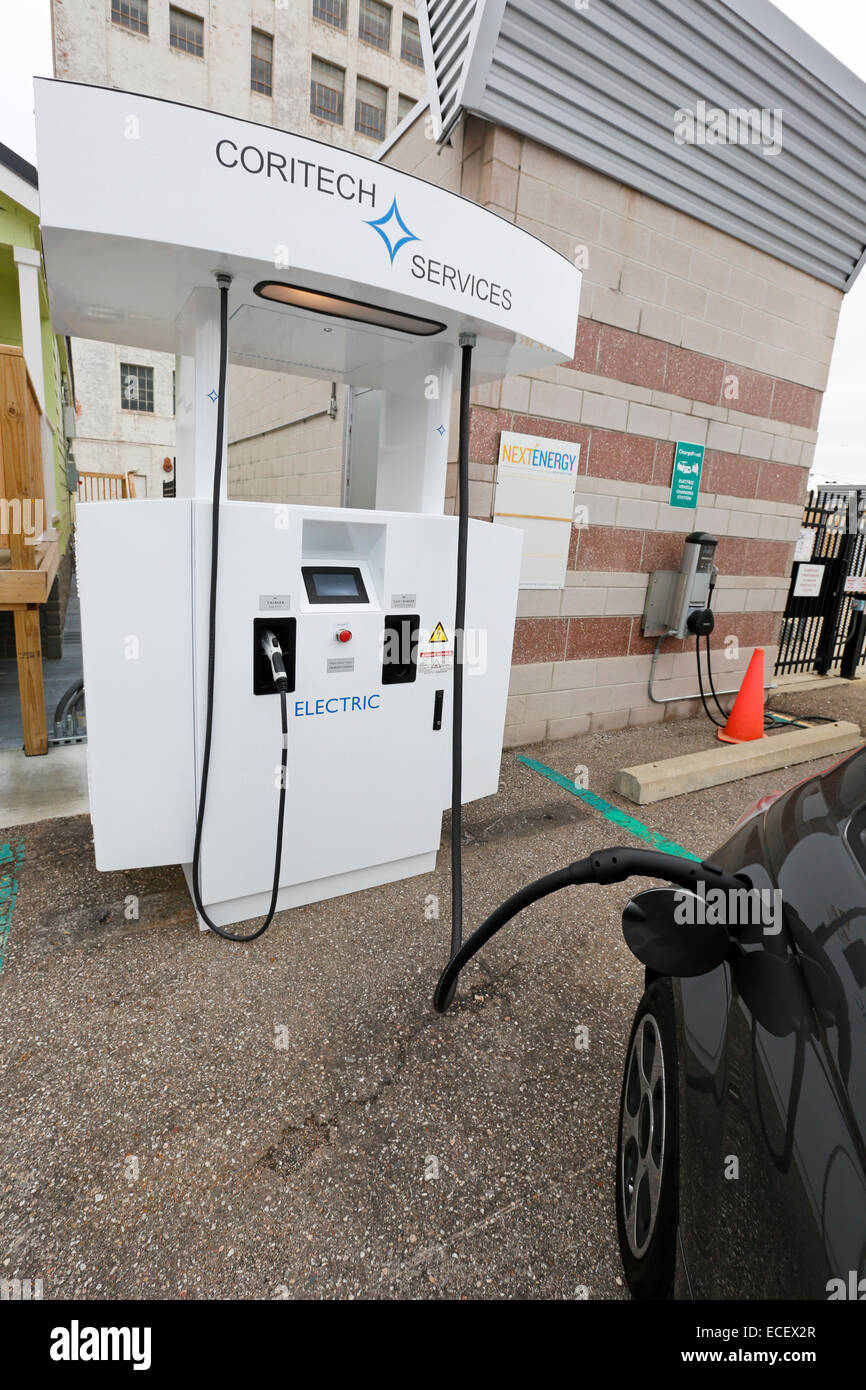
687, 608, 715, 636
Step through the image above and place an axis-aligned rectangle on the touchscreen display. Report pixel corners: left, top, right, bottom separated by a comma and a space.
302, 567, 369, 604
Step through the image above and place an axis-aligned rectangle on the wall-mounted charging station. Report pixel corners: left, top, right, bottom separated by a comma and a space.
642, 533, 719, 640
34, 79, 582, 947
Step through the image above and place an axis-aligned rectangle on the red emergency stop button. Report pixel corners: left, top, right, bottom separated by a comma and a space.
336, 628, 352, 643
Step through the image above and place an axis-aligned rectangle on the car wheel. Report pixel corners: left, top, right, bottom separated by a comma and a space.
615, 978, 678, 1299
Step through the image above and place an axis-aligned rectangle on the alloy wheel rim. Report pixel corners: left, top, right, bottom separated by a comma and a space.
620, 1014, 666, 1259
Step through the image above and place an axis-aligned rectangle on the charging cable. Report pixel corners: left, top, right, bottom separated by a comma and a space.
190, 273, 290, 942
442, 332, 475, 1007
433, 847, 751, 1011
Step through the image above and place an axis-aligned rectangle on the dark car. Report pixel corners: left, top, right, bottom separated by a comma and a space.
615, 743, 866, 1299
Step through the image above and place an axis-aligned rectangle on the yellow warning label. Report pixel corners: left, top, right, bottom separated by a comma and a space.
429, 622, 448, 643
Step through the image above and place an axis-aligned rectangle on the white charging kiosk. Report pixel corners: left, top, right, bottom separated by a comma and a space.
35, 79, 581, 930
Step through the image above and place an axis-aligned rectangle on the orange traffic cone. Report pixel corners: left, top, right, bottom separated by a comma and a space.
717, 648, 766, 744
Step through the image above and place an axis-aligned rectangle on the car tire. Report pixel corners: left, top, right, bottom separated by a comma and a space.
615, 978, 679, 1299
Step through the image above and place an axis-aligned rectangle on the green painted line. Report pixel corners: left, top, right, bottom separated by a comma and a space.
0, 840, 25, 974
517, 756, 701, 862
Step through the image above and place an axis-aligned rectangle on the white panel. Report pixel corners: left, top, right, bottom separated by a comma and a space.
462, 518, 522, 801
76, 498, 520, 918
75, 500, 195, 870
190, 504, 520, 912
493, 430, 579, 588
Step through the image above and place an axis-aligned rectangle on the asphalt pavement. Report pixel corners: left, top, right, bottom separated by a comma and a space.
0, 677, 862, 1299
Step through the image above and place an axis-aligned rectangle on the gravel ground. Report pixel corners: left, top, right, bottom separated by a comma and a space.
1, 678, 862, 1301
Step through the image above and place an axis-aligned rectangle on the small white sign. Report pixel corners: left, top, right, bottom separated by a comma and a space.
793, 563, 824, 598
493, 430, 581, 589
844, 575, 866, 594
259, 593, 290, 612
793, 528, 815, 563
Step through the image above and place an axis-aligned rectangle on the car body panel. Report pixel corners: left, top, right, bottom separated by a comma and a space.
673, 745, 866, 1298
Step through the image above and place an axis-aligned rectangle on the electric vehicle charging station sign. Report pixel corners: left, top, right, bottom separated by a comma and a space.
493, 430, 581, 588
670, 441, 705, 508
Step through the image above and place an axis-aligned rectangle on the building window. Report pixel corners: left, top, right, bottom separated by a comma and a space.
397, 92, 415, 122
355, 77, 387, 140
169, 7, 204, 56
120, 364, 154, 414
313, 0, 347, 30
401, 12, 423, 67
310, 57, 345, 125
251, 29, 274, 96
359, 0, 391, 51
111, 0, 148, 34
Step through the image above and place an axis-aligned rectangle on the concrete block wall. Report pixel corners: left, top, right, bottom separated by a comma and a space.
384, 116, 840, 746
227, 367, 342, 508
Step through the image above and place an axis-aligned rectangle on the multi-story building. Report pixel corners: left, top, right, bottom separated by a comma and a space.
50, 0, 428, 499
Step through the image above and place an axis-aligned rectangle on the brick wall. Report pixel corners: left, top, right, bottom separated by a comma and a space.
383, 116, 840, 745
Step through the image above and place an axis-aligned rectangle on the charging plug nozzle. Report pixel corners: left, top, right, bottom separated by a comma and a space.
261, 629, 288, 690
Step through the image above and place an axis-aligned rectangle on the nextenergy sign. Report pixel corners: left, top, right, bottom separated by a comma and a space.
498, 435, 578, 474
493, 430, 581, 588
35, 81, 578, 355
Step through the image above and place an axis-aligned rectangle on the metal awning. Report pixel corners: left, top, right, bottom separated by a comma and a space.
416, 0, 866, 290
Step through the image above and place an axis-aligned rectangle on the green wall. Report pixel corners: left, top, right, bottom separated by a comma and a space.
0, 182, 73, 551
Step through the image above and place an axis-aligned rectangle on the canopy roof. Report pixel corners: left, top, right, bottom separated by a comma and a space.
34, 79, 581, 387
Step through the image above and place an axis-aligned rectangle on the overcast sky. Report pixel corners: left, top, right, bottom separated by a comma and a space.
0, 0, 863, 487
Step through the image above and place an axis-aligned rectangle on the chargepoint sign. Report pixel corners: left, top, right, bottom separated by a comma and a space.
34, 80, 578, 357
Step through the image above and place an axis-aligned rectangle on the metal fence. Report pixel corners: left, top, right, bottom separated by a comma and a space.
776, 486, 866, 676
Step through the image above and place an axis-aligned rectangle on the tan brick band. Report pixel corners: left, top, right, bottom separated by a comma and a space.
568, 322, 821, 430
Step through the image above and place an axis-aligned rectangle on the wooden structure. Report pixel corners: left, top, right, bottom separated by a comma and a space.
0, 345, 59, 755
78, 470, 137, 501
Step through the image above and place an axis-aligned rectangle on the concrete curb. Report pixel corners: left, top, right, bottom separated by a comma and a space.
615, 721, 862, 806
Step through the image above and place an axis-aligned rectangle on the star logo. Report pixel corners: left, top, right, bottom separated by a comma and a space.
207, 389, 219, 403
366, 196, 419, 265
